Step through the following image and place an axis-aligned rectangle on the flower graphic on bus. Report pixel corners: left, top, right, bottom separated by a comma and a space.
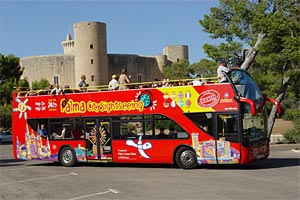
13, 97, 32, 120
126, 135, 152, 159
135, 91, 157, 111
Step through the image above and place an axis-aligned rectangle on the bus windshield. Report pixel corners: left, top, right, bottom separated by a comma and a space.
228, 69, 264, 102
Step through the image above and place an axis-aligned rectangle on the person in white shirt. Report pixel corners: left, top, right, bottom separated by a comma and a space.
192, 74, 204, 86
217, 60, 229, 83
108, 74, 119, 90
50, 84, 62, 95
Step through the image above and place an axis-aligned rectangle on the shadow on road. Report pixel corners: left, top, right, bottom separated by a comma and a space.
20, 157, 300, 170
0, 159, 26, 167
202, 158, 300, 170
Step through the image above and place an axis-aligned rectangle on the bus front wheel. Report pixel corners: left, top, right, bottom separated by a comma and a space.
60, 147, 77, 167
175, 147, 198, 169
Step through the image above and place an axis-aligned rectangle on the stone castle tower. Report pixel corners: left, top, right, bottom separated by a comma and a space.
20, 21, 189, 89
62, 22, 108, 86
163, 45, 189, 63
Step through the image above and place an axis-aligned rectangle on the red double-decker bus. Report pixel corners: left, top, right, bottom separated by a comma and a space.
12, 69, 280, 168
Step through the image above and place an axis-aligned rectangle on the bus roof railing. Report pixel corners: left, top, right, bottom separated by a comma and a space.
14, 76, 219, 97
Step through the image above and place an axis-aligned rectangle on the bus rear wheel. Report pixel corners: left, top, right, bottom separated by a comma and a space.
60, 147, 76, 167
175, 147, 198, 169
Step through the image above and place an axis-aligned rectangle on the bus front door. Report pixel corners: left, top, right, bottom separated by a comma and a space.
215, 113, 241, 164
84, 118, 112, 161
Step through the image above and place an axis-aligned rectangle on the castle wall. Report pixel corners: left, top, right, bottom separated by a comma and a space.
154, 55, 168, 72
107, 54, 164, 84
20, 55, 75, 88
73, 22, 108, 86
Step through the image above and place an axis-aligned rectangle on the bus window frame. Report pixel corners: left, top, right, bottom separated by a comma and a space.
213, 112, 241, 144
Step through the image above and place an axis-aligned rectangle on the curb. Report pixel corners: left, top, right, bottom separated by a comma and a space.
270, 134, 284, 144
291, 148, 300, 153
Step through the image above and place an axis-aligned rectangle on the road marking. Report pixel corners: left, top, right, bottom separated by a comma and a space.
0, 172, 78, 185
67, 189, 120, 200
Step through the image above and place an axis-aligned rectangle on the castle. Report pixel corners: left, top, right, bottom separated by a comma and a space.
20, 21, 189, 88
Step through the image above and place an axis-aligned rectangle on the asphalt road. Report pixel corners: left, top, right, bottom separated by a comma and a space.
0, 143, 299, 200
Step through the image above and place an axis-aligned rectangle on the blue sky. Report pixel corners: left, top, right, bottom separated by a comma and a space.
1, 0, 220, 64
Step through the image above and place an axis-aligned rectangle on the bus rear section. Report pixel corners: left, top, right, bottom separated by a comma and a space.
12, 74, 279, 168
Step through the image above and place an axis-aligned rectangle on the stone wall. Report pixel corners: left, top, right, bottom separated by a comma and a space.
20, 55, 75, 88
108, 54, 164, 84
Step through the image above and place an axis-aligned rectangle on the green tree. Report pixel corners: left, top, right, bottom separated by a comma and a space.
191, 59, 218, 79
163, 59, 191, 80
0, 53, 23, 129
32, 78, 50, 90
199, 0, 300, 135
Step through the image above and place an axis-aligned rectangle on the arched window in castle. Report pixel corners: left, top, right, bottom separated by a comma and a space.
91, 59, 93, 64
90, 43, 93, 49
91, 75, 95, 82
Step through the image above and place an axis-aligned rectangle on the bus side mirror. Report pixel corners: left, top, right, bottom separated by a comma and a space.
265, 97, 281, 114
234, 96, 256, 116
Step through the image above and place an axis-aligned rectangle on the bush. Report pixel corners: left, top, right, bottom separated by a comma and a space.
282, 108, 300, 121
283, 118, 300, 143
0, 103, 12, 129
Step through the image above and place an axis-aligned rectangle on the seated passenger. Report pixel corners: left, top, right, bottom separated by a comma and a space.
63, 85, 73, 94
39, 124, 48, 137
55, 124, 72, 139
50, 84, 62, 95
169, 126, 177, 139
157, 128, 168, 139
192, 74, 204, 86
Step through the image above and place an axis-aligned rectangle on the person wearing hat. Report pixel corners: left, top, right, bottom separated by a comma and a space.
217, 59, 229, 83
108, 74, 119, 90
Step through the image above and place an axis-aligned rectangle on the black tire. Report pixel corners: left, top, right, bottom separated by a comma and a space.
59, 147, 77, 167
175, 146, 198, 169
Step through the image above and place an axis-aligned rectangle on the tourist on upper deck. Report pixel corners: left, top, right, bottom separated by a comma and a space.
118, 68, 130, 90
78, 75, 89, 91
50, 84, 62, 95
47, 84, 54, 95
63, 85, 73, 94
192, 74, 204, 86
217, 59, 229, 83
161, 78, 170, 87
108, 74, 119, 90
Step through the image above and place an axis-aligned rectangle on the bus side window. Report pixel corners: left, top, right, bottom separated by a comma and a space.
185, 112, 214, 137
153, 115, 188, 139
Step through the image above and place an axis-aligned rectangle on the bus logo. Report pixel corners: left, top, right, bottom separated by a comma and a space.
197, 90, 220, 108
13, 98, 32, 120
126, 135, 152, 159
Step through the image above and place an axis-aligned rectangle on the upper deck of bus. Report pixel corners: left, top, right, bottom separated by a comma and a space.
13, 73, 251, 119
